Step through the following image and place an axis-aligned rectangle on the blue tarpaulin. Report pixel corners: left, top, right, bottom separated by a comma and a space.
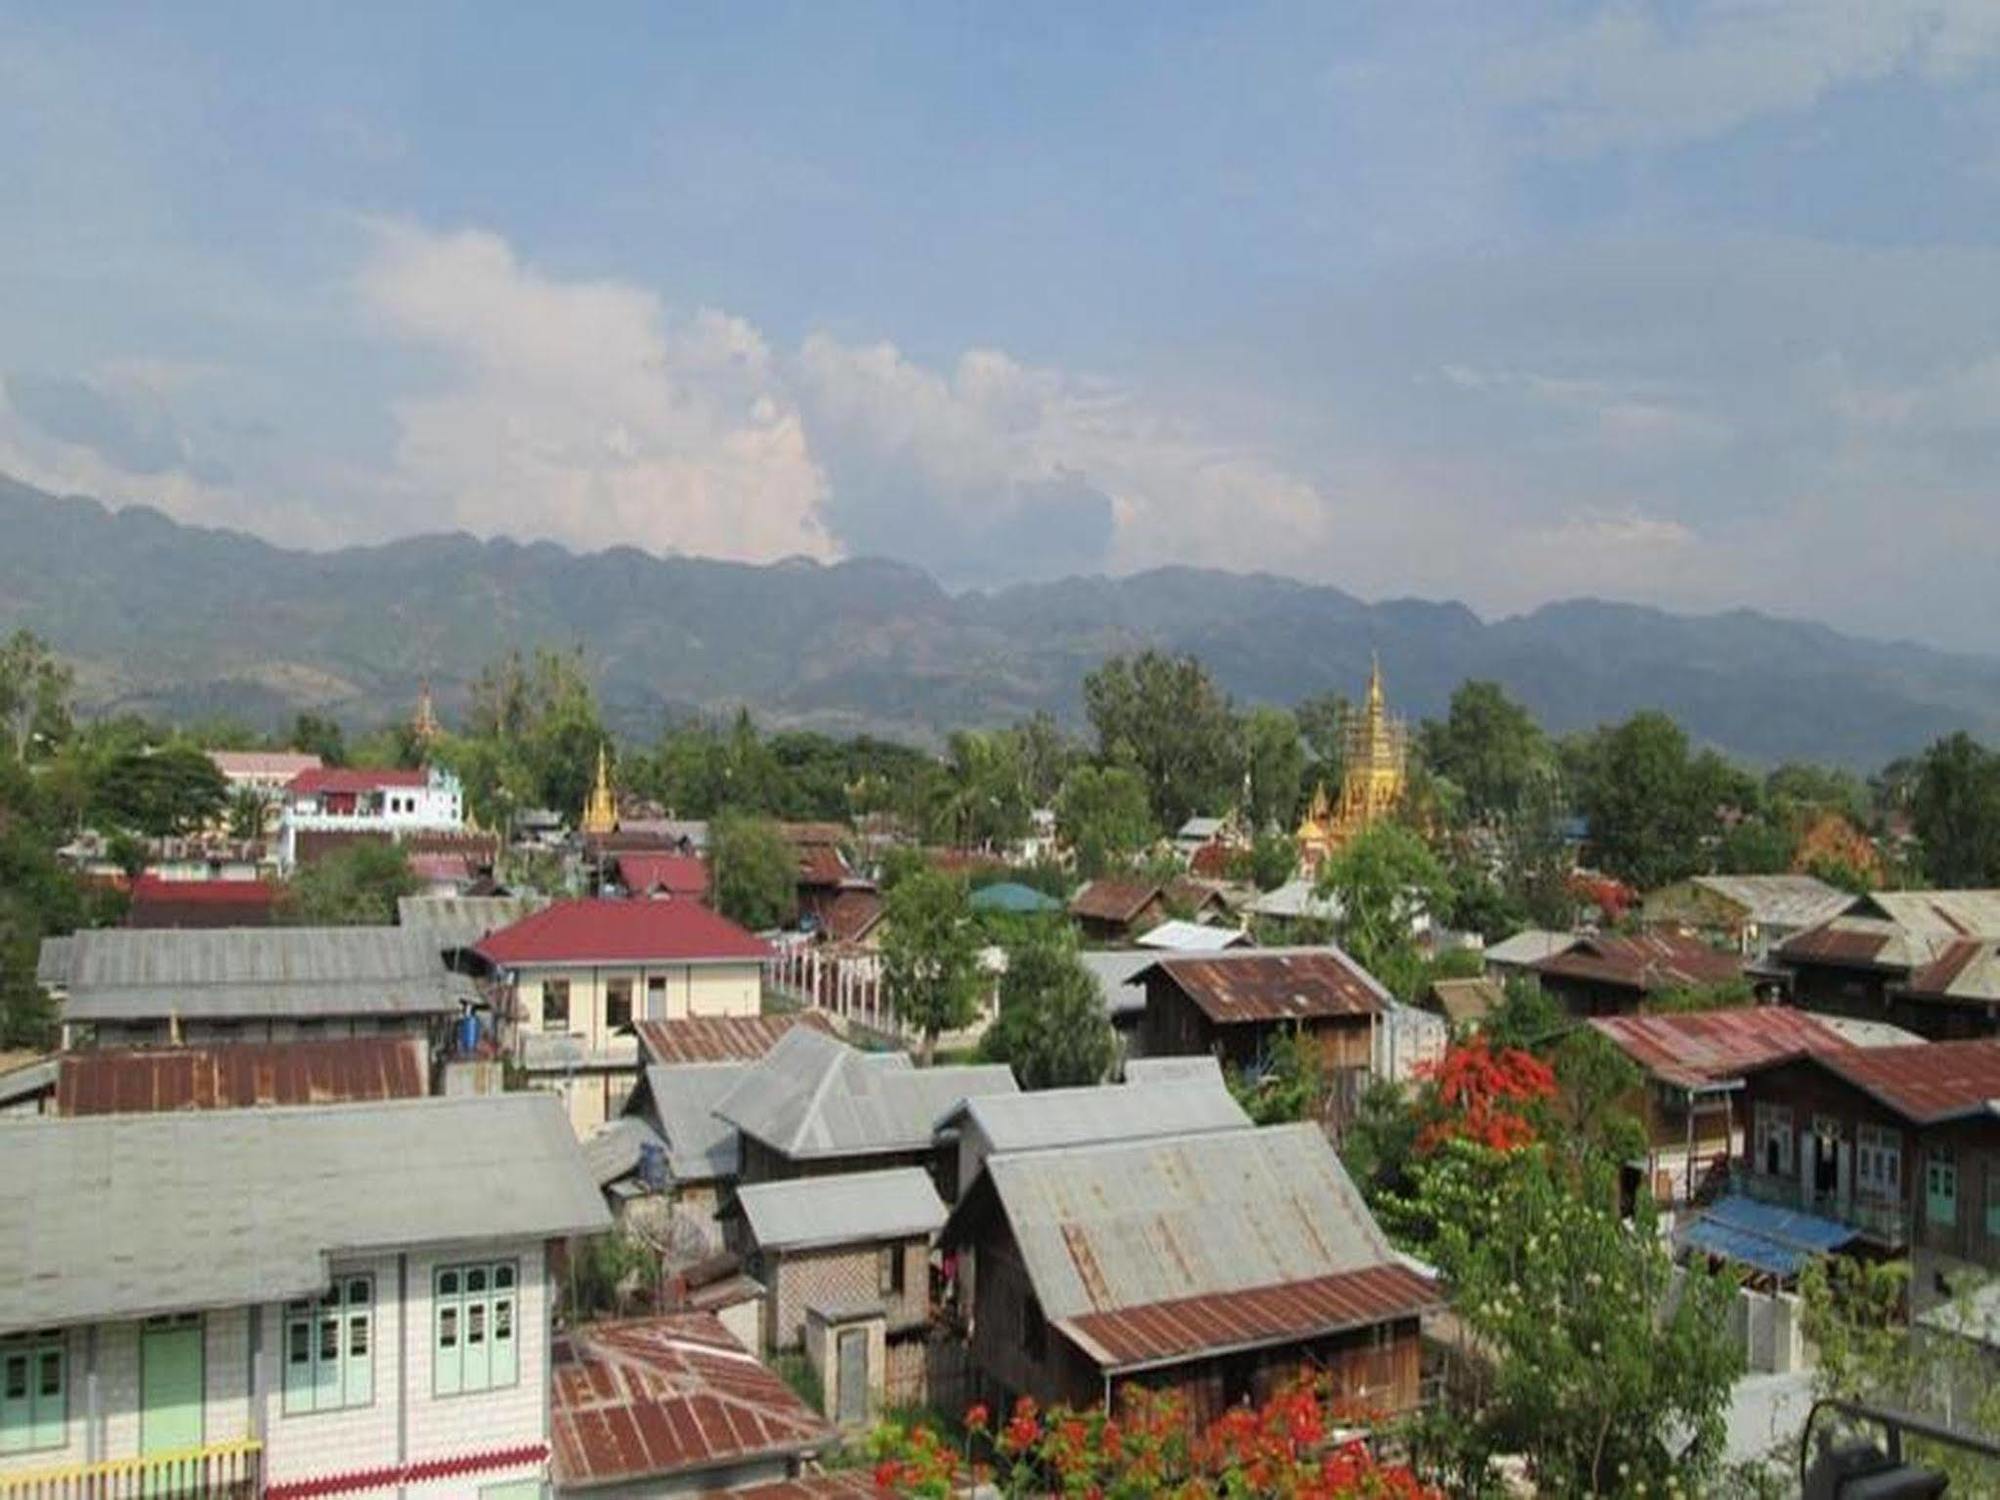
1678, 1193, 1857, 1277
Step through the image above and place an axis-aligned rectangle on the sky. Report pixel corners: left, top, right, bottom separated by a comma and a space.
4, 3, 2000, 651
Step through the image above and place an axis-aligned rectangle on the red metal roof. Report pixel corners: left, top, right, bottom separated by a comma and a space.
288, 766, 430, 795
1794, 1040, 2000, 1125
56, 1036, 428, 1117
794, 845, 849, 888
1141, 949, 1390, 1025
616, 853, 709, 897
128, 875, 278, 906
703, 1475, 879, 1500
1532, 931, 1744, 994
550, 1314, 832, 1489
634, 1013, 835, 1065
475, 898, 770, 967
1589, 1008, 1856, 1090
819, 889, 885, 944
1778, 920, 1901, 968
1057, 1262, 1441, 1372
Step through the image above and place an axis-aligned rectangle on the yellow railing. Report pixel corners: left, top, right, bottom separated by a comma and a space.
0, 1439, 262, 1499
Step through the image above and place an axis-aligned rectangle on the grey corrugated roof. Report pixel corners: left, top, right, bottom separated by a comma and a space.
1122, 1055, 1225, 1088
1246, 880, 1342, 923
1861, 890, 2000, 938
0, 1058, 56, 1110
1687, 875, 1855, 930
628, 1062, 747, 1183
1483, 929, 1579, 967
960, 1123, 1395, 1320
398, 894, 549, 950
737, 1167, 946, 1252
945, 1079, 1249, 1154
1078, 949, 1157, 1019
1135, 920, 1248, 952
711, 1027, 1015, 1160
582, 1116, 664, 1187
36, 935, 75, 989
58, 927, 474, 1022
0, 1093, 610, 1334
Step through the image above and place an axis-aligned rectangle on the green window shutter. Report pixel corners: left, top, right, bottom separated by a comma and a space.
344, 1279, 373, 1408
1928, 1155, 1958, 1228
314, 1306, 342, 1409
490, 1264, 517, 1388
31, 1342, 64, 1450
462, 1266, 491, 1391
283, 1306, 314, 1414
434, 1269, 463, 1395
1, 1347, 30, 1454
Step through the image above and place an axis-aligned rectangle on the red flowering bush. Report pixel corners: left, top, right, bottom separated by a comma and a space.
1414, 1038, 1556, 1154
866, 1379, 1438, 1498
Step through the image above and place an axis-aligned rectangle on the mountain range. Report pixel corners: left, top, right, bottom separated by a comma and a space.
5, 473, 1996, 769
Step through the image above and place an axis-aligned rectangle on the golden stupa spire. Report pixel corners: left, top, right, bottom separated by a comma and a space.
411, 681, 443, 748
582, 741, 619, 835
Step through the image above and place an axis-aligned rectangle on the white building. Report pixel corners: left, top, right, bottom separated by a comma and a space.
0, 1093, 608, 1499
279, 766, 466, 870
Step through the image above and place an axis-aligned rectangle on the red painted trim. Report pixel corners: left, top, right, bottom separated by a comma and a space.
266, 1443, 548, 1499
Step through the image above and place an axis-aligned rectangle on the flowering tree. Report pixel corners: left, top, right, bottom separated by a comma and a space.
868, 1384, 1439, 1499
1413, 1038, 1557, 1154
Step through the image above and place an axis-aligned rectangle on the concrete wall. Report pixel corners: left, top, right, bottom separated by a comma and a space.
514, 963, 761, 1052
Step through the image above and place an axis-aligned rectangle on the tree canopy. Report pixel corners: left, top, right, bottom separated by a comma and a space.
879, 868, 983, 1063
708, 812, 797, 930
979, 923, 1115, 1090
280, 841, 418, 926
1082, 650, 1240, 830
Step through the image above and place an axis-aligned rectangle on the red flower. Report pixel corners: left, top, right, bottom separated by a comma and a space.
963, 1401, 990, 1433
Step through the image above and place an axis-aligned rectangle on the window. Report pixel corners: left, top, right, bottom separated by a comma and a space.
878, 1244, 905, 1299
284, 1277, 373, 1414
1857, 1126, 1902, 1202
434, 1261, 518, 1396
1928, 1150, 1958, 1228
646, 975, 667, 1020
1754, 1103, 1793, 1177
606, 979, 633, 1033
0, 1331, 64, 1454
542, 980, 570, 1031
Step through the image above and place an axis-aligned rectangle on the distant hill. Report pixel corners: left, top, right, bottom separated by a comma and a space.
5, 473, 1997, 768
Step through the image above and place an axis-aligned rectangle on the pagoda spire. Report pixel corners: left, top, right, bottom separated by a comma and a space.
582, 740, 619, 835
411, 681, 443, 748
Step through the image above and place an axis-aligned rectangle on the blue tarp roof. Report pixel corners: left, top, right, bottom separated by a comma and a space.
1679, 1193, 1857, 1277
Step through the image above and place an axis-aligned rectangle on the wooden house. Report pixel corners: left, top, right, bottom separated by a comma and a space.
1133, 948, 1390, 1076
1528, 930, 1745, 1016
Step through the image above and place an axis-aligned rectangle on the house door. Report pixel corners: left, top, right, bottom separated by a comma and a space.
140, 1315, 204, 1459
836, 1329, 869, 1426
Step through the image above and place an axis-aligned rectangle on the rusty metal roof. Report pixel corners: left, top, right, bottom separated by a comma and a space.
819, 888, 885, 944
1136, 947, 1391, 1025
1904, 939, 2000, 1004
550, 1313, 832, 1489
1428, 977, 1504, 1028
633, 1013, 835, 1066
708, 1475, 879, 1500
56, 1036, 429, 1116
1588, 1009, 1856, 1091
1532, 930, 1744, 994
1069, 879, 1165, 924
1786, 1040, 2000, 1125
1058, 1261, 1441, 1373
954, 1122, 1399, 1323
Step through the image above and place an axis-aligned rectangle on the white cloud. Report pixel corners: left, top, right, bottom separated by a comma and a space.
1493, 0, 2000, 156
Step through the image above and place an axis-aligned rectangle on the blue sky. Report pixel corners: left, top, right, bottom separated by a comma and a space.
5, 2, 2000, 649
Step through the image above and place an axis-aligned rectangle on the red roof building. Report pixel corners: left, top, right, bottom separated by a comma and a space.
475, 899, 770, 969
614, 852, 710, 900
124, 875, 281, 930
1589, 1007, 1857, 1092
287, 767, 431, 797
549, 1314, 833, 1493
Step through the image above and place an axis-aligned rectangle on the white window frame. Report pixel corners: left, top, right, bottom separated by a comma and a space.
283, 1276, 374, 1415
433, 1260, 519, 1397
1856, 1125, 1901, 1202
1754, 1103, 1793, 1177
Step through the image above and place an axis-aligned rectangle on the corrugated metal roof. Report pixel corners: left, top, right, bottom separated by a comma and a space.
550, 1313, 831, 1488
819, 888, 886, 944
582, 1116, 665, 1187
475, 898, 769, 967
1861, 890, 2000, 938
736, 1166, 946, 1252
0, 1093, 609, 1334
1069, 879, 1163, 924
1785, 1040, 2000, 1125
712, 1474, 879, 1500
1058, 1262, 1440, 1372
1135, 920, 1248, 952
627, 1063, 747, 1183
1079, 949, 1157, 1019
962, 1122, 1397, 1322
1482, 929, 1579, 968
1905, 938, 2000, 1004
1428, 977, 1504, 1027
1531, 931, 1744, 994
1245, 880, 1342, 923
1677, 1193, 1856, 1278
35, 935, 75, 988
55, 1036, 429, 1116
1122, 1055, 1226, 1087
397, 894, 549, 950
633, 1013, 835, 1066
0, 1057, 56, 1110
58, 926, 474, 1022
969, 882, 1065, 915
1589, 1009, 1857, 1090
712, 1027, 1016, 1160
1685, 875, 1857, 930
1138, 947, 1391, 1025
613, 852, 709, 897
947, 1079, 1250, 1155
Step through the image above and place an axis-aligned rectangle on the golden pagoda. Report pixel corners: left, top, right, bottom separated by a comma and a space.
1296, 655, 1408, 872
410, 682, 443, 749
582, 741, 619, 836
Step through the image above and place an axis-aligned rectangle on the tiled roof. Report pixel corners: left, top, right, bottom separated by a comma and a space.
1588, 1008, 1855, 1091
56, 1036, 429, 1116
1531, 931, 1743, 994
794, 845, 850, 888
1058, 1262, 1441, 1373
475, 898, 770, 967
1136, 947, 1391, 1025
634, 1013, 835, 1066
550, 1314, 832, 1489
616, 853, 709, 897
1766, 1040, 2000, 1125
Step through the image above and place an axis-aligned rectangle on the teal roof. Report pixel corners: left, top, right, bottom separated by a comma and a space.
970, 882, 1064, 914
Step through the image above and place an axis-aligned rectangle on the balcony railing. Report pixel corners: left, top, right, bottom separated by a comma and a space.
0, 1440, 261, 1500
1731, 1166, 1909, 1248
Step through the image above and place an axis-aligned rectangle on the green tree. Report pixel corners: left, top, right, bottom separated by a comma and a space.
281, 841, 418, 926
1765, 761, 1869, 825
1715, 815, 1794, 874
1294, 691, 1349, 785
0, 759, 106, 1047
880, 869, 982, 1064
979, 925, 1115, 1089
1053, 764, 1156, 878
1082, 651, 1240, 830
1574, 712, 1716, 890
1481, 974, 1571, 1052
1316, 821, 1450, 999
939, 730, 1030, 849
1240, 705, 1304, 832
0, 630, 74, 761
1245, 830, 1297, 891
90, 742, 229, 837
709, 813, 797, 930
289, 712, 347, 766
1010, 711, 1074, 808
1420, 680, 1550, 822
1912, 732, 2000, 887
